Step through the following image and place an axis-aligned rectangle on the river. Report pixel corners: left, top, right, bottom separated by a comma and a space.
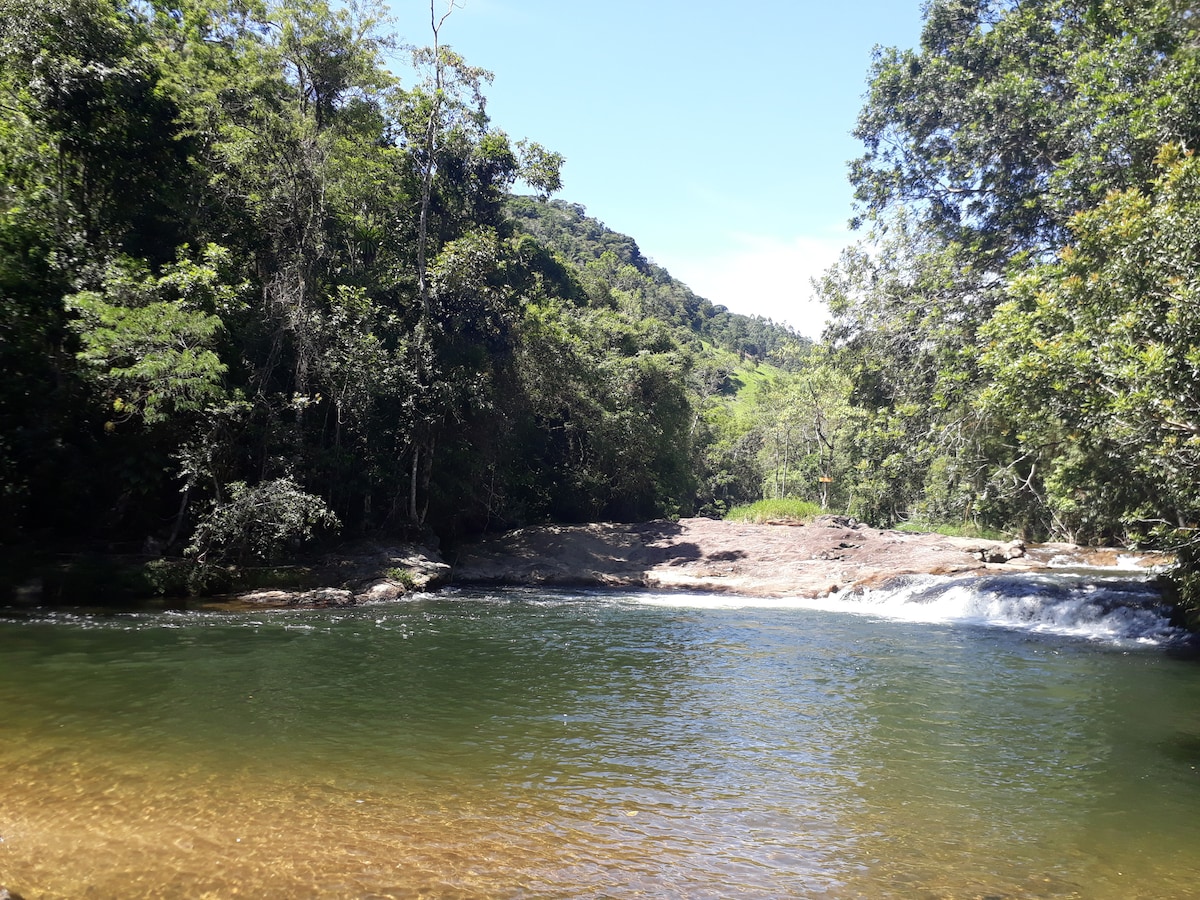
1, 566, 1198, 898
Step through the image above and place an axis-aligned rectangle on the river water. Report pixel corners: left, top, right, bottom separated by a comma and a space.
2, 568, 1199, 898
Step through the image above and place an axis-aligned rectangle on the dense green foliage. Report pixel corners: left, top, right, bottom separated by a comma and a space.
508, 197, 810, 369
813, 0, 1200, 601
5, 0, 1200, 611
0, 0, 806, 575
504, 197, 820, 519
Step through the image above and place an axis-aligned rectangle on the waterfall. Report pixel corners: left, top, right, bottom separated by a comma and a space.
817, 571, 1183, 644
634, 564, 1186, 646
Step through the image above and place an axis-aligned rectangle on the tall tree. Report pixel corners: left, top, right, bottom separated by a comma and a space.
825, 0, 1200, 535
980, 146, 1200, 546
851, 0, 1200, 261
0, 0, 199, 537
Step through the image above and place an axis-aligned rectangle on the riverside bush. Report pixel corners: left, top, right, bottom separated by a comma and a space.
187, 478, 339, 564
895, 521, 1009, 541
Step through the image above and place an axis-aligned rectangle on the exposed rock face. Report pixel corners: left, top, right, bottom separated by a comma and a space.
214, 519, 1170, 608
450, 516, 1038, 597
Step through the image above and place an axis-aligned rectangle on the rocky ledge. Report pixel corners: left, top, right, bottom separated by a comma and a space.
449, 516, 1164, 598
222, 517, 1167, 607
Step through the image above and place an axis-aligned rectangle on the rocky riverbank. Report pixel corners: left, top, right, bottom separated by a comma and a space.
215, 515, 1168, 608
207, 541, 452, 609
448, 515, 1034, 597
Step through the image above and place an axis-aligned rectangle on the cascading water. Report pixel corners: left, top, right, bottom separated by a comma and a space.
638, 553, 1187, 646
816, 570, 1184, 644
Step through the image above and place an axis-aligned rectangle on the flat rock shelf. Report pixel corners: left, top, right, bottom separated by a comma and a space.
452, 515, 1045, 597
221, 516, 1167, 607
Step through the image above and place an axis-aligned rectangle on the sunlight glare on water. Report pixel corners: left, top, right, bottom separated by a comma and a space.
2, 586, 1200, 898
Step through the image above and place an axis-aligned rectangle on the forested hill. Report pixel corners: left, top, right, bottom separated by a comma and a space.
507, 196, 808, 369
7, 0, 1200, 614
0, 0, 814, 581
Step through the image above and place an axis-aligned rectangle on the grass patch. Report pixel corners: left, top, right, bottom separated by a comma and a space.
725, 498, 824, 524
386, 567, 418, 590
895, 521, 1010, 541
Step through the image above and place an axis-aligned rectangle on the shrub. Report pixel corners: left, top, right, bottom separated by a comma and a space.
142, 558, 193, 596
187, 477, 339, 564
894, 521, 1009, 541
386, 567, 418, 590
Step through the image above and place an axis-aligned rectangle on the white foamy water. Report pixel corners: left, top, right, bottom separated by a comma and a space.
634, 569, 1185, 646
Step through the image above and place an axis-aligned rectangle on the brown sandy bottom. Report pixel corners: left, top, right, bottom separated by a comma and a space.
0, 766, 1089, 900
1, 746, 626, 899
4, 724, 1194, 900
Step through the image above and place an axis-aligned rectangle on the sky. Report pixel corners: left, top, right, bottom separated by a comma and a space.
386, 1, 925, 338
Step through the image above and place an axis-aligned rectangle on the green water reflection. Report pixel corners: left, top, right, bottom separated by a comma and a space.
1, 590, 1199, 898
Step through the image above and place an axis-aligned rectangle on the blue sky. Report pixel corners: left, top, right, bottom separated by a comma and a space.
386, 1, 925, 337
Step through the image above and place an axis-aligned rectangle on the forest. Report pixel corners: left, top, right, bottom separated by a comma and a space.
2, 0, 1199, 605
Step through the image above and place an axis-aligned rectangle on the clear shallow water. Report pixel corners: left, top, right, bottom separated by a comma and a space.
2, 581, 1200, 898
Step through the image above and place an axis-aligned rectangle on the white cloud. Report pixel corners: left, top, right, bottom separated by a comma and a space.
664, 232, 849, 340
